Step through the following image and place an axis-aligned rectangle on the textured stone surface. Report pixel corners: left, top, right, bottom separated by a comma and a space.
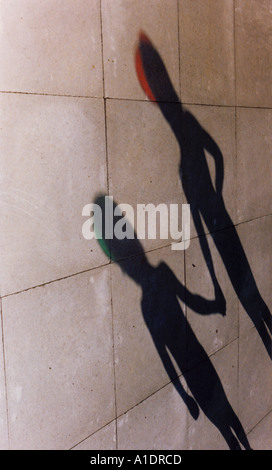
179, 0, 235, 106
0, 0, 271, 451
237, 216, 272, 336
247, 411, 272, 450
235, 0, 272, 107
102, 0, 179, 100
117, 379, 187, 450
107, 99, 182, 254
0, 93, 108, 295
72, 421, 116, 450
237, 108, 272, 223
0, 303, 8, 450
239, 327, 272, 434
0, 0, 103, 97
2, 268, 115, 449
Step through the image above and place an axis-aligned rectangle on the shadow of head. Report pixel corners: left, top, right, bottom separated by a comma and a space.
93, 194, 149, 282
135, 30, 179, 103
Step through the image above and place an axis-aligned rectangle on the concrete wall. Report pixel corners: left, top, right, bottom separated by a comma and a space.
0, 0, 272, 450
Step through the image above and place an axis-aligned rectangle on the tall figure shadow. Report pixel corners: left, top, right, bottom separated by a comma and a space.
94, 195, 251, 450
135, 32, 272, 358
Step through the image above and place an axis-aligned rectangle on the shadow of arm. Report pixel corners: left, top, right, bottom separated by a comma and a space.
162, 263, 226, 316
179, 284, 226, 316
160, 263, 226, 316
202, 128, 224, 196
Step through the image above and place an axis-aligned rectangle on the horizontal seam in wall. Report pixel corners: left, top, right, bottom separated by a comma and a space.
1, 90, 272, 111
246, 409, 272, 436
69, 335, 240, 450
1, 212, 272, 299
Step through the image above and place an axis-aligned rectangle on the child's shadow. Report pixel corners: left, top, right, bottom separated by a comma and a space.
93, 195, 251, 450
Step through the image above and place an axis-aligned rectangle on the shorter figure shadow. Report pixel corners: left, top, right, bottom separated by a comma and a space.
93, 195, 252, 450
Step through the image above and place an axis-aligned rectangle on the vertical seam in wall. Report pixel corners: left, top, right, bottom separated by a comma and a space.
183, 249, 189, 450
178, 0, 188, 449
99, 0, 118, 449
0, 298, 10, 449
99, 0, 109, 194
233, 0, 240, 416
177, 0, 187, 447
177, 0, 181, 100
233, 0, 238, 222
108, 266, 118, 448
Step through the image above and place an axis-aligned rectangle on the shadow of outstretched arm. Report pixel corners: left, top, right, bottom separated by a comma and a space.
202, 128, 224, 196
161, 262, 226, 316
